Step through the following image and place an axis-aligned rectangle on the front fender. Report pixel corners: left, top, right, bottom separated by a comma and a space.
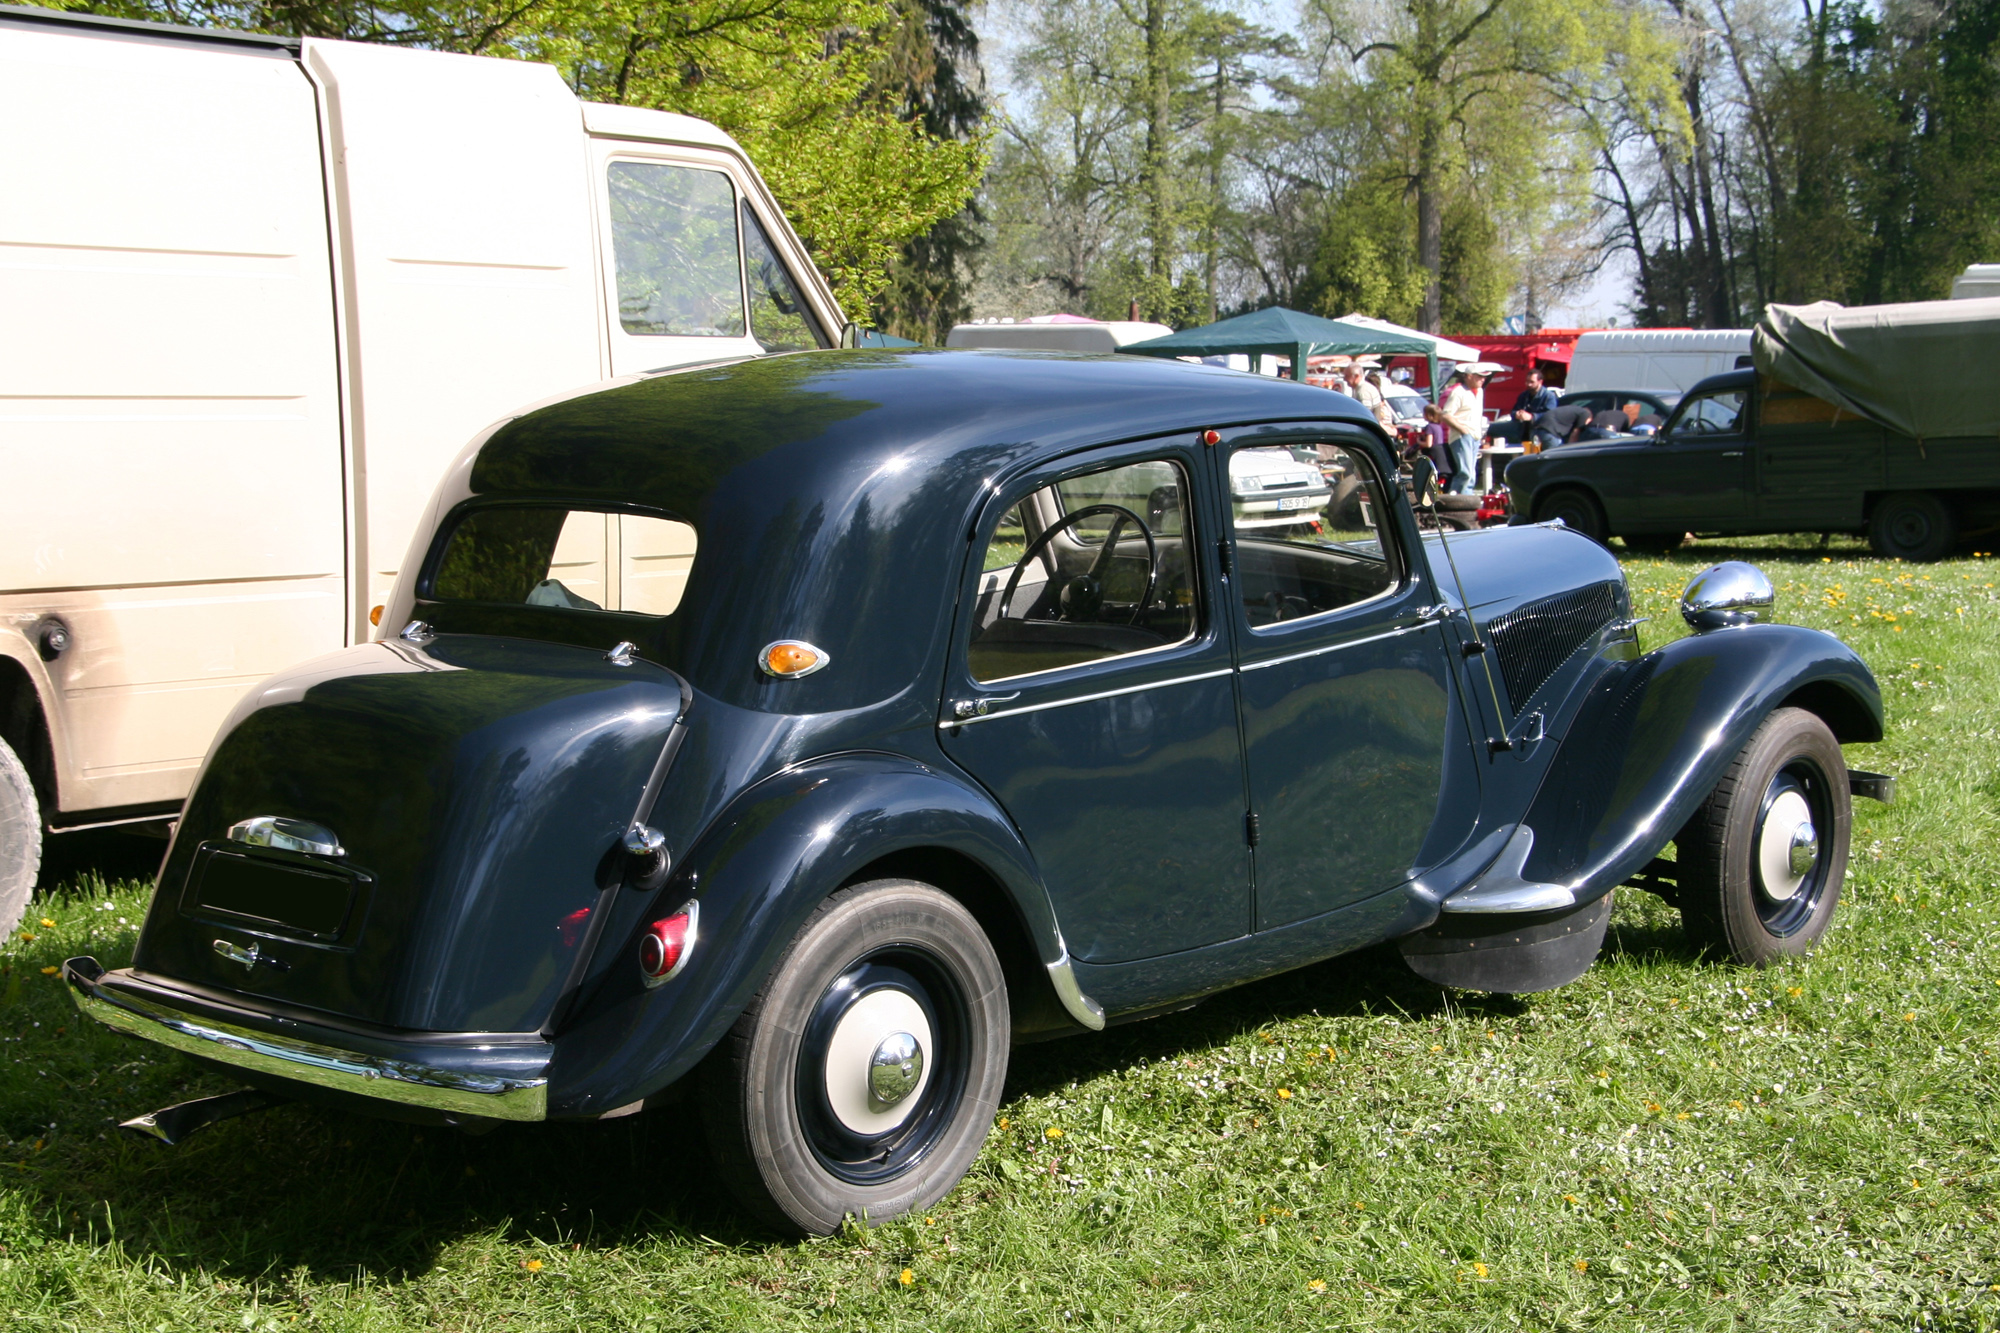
544, 751, 1058, 1117
1510, 623, 1881, 901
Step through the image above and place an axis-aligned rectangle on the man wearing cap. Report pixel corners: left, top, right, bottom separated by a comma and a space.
1439, 365, 1493, 494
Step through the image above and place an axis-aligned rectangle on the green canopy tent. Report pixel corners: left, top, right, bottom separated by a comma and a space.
1116, 306, 1440, 398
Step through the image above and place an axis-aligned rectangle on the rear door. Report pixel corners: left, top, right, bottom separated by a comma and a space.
1642, 384, 1753, 526
937, 436, 1251, 964
1220, 430, 1475, 931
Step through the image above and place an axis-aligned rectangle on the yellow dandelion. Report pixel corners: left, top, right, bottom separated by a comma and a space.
1473, 1262, 1489, 1279
1644, 1101, 1663, 1114
1596, 1068, 1610, 1079
1353, 1201, 1365, 1211
17, 932, 33, 942
39, 966, 59, 976
1574, 1259, 1589, 1273
1045, 1127, 1063, 1139
1910, 1179, 1923, 1190
925, 1217, 935, 1225
1787, 986, 1803, 997
1563, 1193, 1581, 1206
997, 1117, 1009, 1130
522, 1259, 543, 1272
38, 918, 55, 929
898, 1268, 915, 1287
1308, 1279, 1327, 1292
1430, 1044, 1443, 1053
1674, 1111, 1690, 1121
1905, 1012, 1917, 1022
1730, 1100, 1746, 1111
1276, 1088, 1293, 1100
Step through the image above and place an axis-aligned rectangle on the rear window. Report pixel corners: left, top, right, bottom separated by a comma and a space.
429, 508, 697, 616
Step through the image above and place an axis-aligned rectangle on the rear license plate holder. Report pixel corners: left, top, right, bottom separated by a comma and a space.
183, 843, 368, 943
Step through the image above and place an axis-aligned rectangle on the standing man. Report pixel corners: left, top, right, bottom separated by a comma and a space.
1345, 358, 1393, 428
1439, 366, 1491, 494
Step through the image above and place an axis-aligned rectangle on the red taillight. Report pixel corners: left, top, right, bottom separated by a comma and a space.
638, 901, 698, 986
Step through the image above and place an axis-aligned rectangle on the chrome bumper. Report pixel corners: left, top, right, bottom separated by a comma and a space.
63, 957, 549, 1122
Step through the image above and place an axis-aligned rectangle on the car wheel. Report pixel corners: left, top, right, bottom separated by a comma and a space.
1674, 708, 1850, 966
1533, 488, 1608, 544
1620, 532, 1684, 555
1868, 491, 1956, 562
699, 879, 1009, 1236
0, 736, 39, 938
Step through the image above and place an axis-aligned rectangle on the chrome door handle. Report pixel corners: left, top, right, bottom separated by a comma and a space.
1720, 451, 1744, 457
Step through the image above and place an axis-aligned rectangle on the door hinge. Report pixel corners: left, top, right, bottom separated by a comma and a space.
1245, 811, 1260, 846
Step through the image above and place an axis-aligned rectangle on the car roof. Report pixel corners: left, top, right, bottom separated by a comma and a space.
464, 349, 1381, 712
1680, 367, 1757, 397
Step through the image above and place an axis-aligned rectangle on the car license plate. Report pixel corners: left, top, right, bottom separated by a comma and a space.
1277, 495, 1314, 511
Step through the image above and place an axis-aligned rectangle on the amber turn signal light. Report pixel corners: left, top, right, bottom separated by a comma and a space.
369, 604, 384, 626
759, 640, 829, 679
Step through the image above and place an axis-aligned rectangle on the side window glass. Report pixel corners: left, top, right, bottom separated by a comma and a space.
1230, 443, 1399, 627
741, 203, 827, 351
968, 458, 1198, 683
607, 162, 745, 337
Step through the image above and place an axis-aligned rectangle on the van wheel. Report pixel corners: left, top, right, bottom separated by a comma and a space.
700, 879, 1009, 1236
0, 737, 40, 938
1675, 708, 1850, 967
1534, 488, 1608, 544
1869, 491, 1956, 562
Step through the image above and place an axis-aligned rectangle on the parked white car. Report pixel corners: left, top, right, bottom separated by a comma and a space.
1230, 448, 1333, 528
0, 7, 846, 931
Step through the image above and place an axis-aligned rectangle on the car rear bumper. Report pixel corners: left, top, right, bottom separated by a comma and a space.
63, 957, 550, 1122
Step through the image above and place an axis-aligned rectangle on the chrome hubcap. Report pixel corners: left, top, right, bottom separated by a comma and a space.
821, 988, 933, 1135
1756, 788, 1817, 902
868, 1032, 924, 1110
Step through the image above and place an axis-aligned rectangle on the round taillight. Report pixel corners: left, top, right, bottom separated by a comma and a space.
638, 901, 698, 987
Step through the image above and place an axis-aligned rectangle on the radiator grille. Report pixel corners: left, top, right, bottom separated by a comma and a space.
1484, 581, 1622, 712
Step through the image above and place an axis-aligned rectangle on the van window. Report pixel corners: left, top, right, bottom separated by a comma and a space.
430, 507, 697, 616
741, 203, 826, 352
608, 162, 745, 338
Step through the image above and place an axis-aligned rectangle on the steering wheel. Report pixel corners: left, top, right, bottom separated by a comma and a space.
997, 504, 1160, 626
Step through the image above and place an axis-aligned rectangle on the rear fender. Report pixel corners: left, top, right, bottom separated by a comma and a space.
1511, 623, 1881, 901
546, 752, 1062, 1116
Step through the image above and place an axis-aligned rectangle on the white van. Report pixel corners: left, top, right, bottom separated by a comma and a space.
1951, 265, 2000, 299
1564, 329, 1753, 396
0, 6, 846, 927
945, 317, 1174, 352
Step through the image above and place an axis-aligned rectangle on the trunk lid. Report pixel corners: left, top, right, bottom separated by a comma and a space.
135, 635, 685, 1033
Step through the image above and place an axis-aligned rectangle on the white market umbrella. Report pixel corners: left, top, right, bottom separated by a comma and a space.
1339, 313, 1482, 364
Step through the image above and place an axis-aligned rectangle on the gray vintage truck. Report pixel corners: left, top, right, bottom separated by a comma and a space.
1506, 297, 2000, 560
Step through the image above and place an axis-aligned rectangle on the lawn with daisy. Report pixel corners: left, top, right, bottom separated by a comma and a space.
3, 535, 1996, 1331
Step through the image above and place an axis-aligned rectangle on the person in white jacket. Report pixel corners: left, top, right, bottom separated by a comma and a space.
1439, 366, 1492, 494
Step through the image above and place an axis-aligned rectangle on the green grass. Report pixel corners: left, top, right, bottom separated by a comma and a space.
5, 534, 1999, 1330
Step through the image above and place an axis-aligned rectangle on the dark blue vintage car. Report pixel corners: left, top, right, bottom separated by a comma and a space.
66, 350, 1887, 1234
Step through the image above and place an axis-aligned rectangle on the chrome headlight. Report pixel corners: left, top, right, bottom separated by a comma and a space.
1679, 561, 1774, 631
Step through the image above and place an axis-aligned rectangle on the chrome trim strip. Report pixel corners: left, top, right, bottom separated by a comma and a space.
1045, 949, 1106, 1031
63, 959, 549, 1122
938, 667, 1233, 729
1238, 620, 1434, 673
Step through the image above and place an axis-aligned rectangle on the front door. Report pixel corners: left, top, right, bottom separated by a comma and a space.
1642, 384, 1753, 526
938, 438, 1251, 964
1221, 432, 1468, 931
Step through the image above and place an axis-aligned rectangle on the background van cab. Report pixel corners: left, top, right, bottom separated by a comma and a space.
0, 6, 846, 929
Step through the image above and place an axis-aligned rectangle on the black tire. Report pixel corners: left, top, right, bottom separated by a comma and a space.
699, 879, 1009, 1236
1621, 532, 1684, 555
1675, 708, 1850, 966
1868, 491, 1956, 562
0, 736, 39, 938
1534, 488, 1608, 544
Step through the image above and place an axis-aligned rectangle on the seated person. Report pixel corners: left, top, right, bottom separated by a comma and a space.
1486, 369, 1560, 443
1529, 402, 1596, 450
1623, 401, 1664, 435
1407, 404, 1455, 485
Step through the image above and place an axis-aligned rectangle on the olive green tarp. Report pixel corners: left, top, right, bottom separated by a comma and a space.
1117, 306, 1440, 397
1753, 297, 2000, 441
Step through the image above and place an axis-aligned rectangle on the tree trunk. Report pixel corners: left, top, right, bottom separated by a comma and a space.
1415, 101, 1443, 332
1143, 0, 1171, 300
